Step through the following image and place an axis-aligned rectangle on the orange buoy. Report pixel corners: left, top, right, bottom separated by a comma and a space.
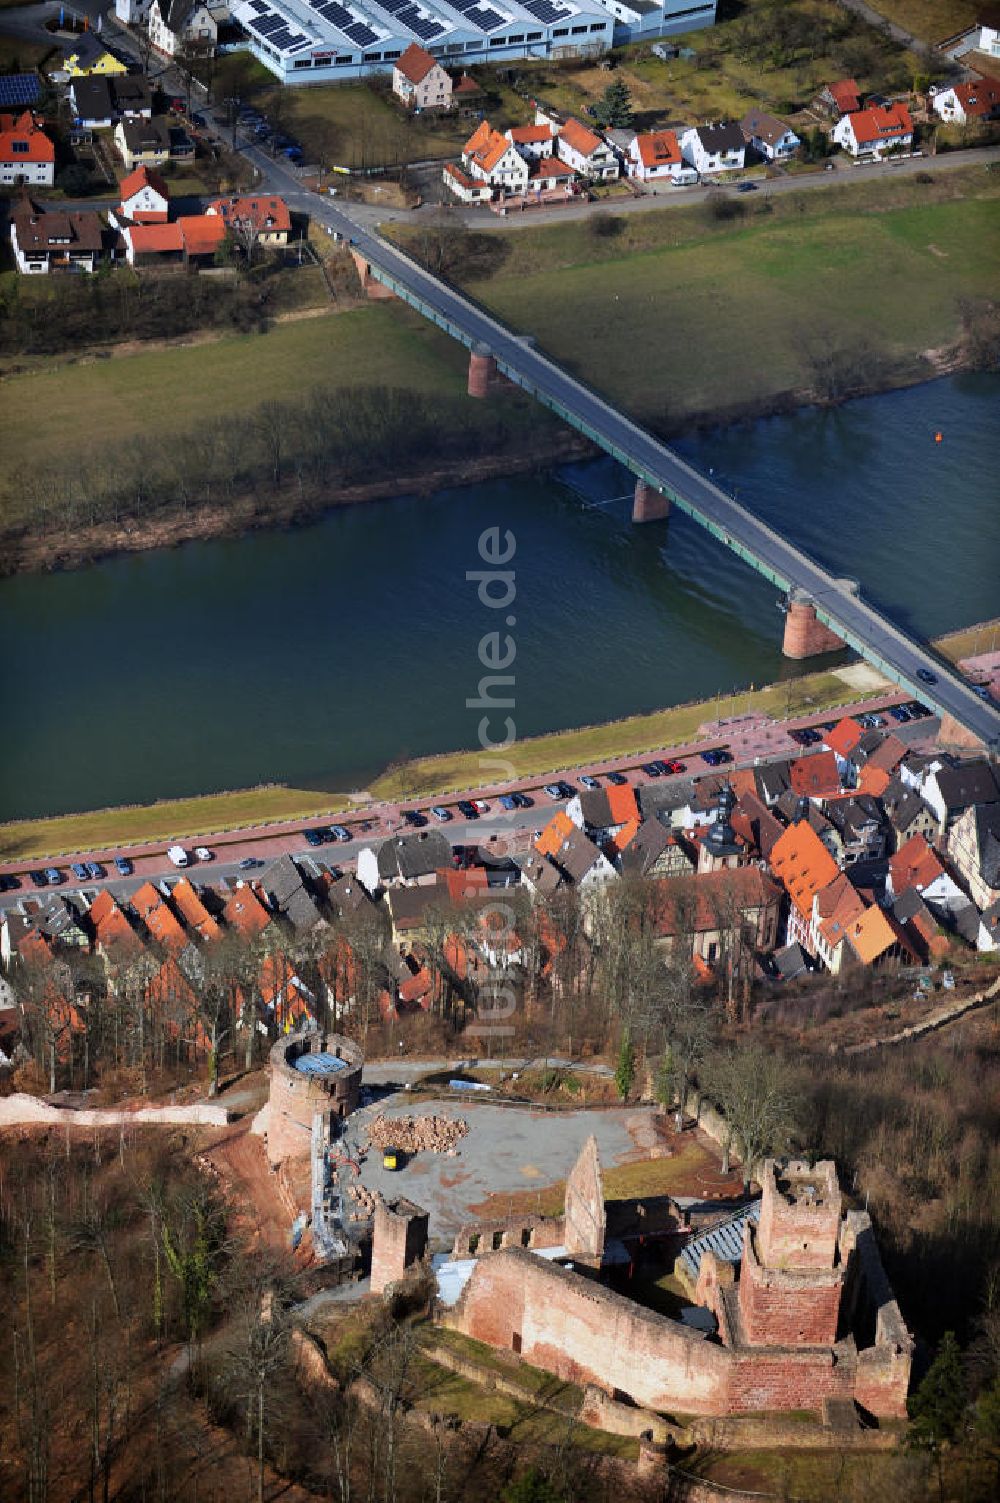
934, 432, 943, 443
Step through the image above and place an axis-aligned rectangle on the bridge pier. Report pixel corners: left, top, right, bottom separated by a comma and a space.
632, 481, 671, 524
782, 591, 846, 660
350, 249, 397, 301
468, 342, 495, 399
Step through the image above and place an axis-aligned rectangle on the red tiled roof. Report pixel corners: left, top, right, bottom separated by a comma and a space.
888, 833, 945, 895
827, 79, 861, 112
634, 129, 681, 169
170, 876, 221, 943
463, 119, 492, 155
824, 717, 864, 758
454, 74, 482, 96
952, 76, 1000, 118
508, 124, 554, 144
207, 194, 291, 234
0, 111, 54, 165
531, 158, 574, 180
177, 213, 226, 256
559, 117, 603, 157
846, 904, 899, 964
535, 810, 575, 858
91, 889, 143, 955
789, 750, 841, 798
222, 882, 272, 937
652, 867, 780, 938
770, 819, 840, 919
119, 164, 168, 203
847, 103, 913, 144
440, 866, 489, 902
128, 221, 183, 254
394, 42, 439, 86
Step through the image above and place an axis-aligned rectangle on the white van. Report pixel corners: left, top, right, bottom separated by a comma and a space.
167, 845, 189, 867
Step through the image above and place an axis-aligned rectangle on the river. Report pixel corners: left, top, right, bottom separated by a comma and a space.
1, 373, 997, 823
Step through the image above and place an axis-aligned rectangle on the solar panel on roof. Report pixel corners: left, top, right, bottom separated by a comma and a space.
522, 0, 570, 20
465, 5, 503, 28
345, 21, 377, 43
251, 0, 270, 10
0, 72, 42, 107
253, 13, 284, 32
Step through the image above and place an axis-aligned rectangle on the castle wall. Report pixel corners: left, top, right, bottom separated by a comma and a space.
738, 1226, 843, 1348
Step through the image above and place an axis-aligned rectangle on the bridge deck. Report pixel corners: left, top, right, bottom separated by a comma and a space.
326, 204, 997, 749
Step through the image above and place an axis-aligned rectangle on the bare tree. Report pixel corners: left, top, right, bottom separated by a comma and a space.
706, 1043, 799, 1191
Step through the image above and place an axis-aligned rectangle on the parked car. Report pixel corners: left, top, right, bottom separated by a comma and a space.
45, 868, 63, 885
736, 181, 758, 192
303, 827, 325, 847
0, 874, 21, 891
906, 702, 932, 718
194, 846, 213, 862
605, 771, 628, 786
114, 856, 133, 877
664, 759, 687, 774
543, 783, 565, 798
191, 110, 206, 127
456, 800, 479, 819
71, 863, 89, 881
888, 705, 911, 723
701, 748, 731, 766
86, 861, 104, 879
499, 795, 517, 811
512, 791, 533, 808
238, 856, 262, 870
916, 667, 937, 684
580, 774, 600, 790
640, 762, 662, 778
30, 870, 49, 888
401, 810, 427, 828
430, 807, 451, 823
472, 799, 490, 813
329, 824, 352, 841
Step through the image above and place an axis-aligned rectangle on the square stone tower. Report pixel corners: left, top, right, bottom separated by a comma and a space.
371, 1198, 429, 1296
738, 1160, 845, 1347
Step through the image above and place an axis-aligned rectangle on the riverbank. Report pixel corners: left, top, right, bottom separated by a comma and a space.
1, 617, 994, 861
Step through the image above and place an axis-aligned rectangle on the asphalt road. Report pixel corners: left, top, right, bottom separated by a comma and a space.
233, 142, 1000, 751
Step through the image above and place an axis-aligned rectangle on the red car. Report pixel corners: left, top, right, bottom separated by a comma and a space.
664, 759, 686, 774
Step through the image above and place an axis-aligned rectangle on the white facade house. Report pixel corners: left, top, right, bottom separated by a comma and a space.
461, 120, 529, 194
739, 108, 800, 161
537, 109, 618, 179
441, 163, 492, 203
0, 112, 55, 187
830, 103, 913, 158
626, 128, 692, 181
115, 0, 156, 22
148, 0, 221, 57
391, 43, 452, 111
680, 122, 746, 174
931, 77, 1000, 125
119, 164, 170, 221
506, 123, 556, 162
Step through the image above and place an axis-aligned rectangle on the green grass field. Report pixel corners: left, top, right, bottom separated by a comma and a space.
458, 186, 1000, 424
868, 0, 978, 43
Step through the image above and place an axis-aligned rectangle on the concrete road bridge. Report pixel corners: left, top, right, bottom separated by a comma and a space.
253, 144, 1000, 751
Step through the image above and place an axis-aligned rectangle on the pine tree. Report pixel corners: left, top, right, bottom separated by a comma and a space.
615, 1029, 635, 1101
595, 78, 634, 130
907, 1331, 967, 1499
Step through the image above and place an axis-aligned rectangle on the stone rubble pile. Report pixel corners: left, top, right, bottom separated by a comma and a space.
366, 1112, 469, 1156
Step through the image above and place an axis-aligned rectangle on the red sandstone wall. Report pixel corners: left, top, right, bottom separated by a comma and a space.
729, 1346, 855, 1413
447, 1250, 730, 1415
739, 1266, 843, 1348
783, 602, 845, 660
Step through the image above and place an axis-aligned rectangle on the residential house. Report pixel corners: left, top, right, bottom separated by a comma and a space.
739, 108, 799, 161
70, 76, 115, 129
731, 790, 784, 863
652, 868, 781, 970
206, 194, 291, 245
357, 830, 453, 895
776, 792, 843, 864
119, 164, 170, 222
891, 887, 948, 964
769, 817, 841, 950
33, 895, 90, 950
442, 163, 492, 204
978, 898, 1000, 952
131, 881, 189, 953
115, 0, 156, 23
461, 120, 529, 195
63, 34, 128, 77
89, 889, 144, 964
808, 873, 905, 974
259, 854, 324, 934
113, 76, 155, 119
627, 128, 690, 181
148, 0, 221, 58
789, 750, 841, 800
695, 785, 746, 874
222, 881, 274, 938
567, 783, 639, 843
947, 802, 1000, 910
386, 882, 446, 947
886, 832, 962, 907
882, 775, 938, 849
453, 74, 484, 111
170, 877, 221, 943
823, 796, 888, 866
506, 123, 557, 162
543, 823, 617, 891
932, 76, 1000, 124
680, 122, 746, 175
755, 759, 791, 808
115, 116, 172, 170
123, 221, 184, 265
815, 78, 861, 117
831, 103, 914, 158
0, 112, 55, 188
638, 777, 700, 828
10, 200, 105, 274
921, 759, 999, 836
528, 157, 577, 192
176, 212, 226, 263
616, 818, 693, 879
391, 43, 452, 111
518, 851, 566, 899
552, 115, 619, 180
